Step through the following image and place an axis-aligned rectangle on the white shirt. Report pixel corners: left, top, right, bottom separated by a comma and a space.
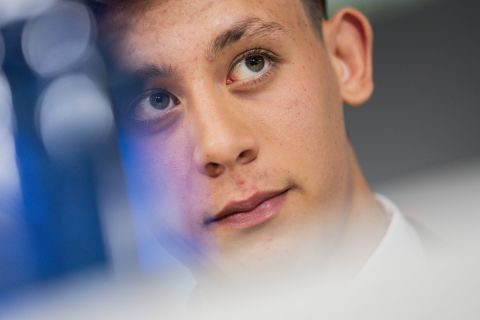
341, 194, 430, 319
356, 194, 427, 283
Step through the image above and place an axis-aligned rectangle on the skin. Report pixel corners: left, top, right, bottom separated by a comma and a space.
104, 0, 389, 279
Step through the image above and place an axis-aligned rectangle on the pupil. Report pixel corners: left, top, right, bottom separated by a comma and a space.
149, 92, 170, 110
246, 55, 265, 72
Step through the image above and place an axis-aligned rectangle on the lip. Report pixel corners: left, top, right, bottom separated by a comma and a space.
204, 188, 290, 229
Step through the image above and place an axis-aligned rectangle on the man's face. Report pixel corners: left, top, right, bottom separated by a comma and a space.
110, 0, 354, 273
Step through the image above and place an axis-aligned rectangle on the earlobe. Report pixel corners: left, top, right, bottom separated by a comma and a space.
323, 8, 374, 107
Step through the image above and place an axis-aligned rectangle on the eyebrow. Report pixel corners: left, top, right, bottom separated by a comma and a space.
125, 17, 286, 82
207, 17, 286, 59
129, 64, 175, 83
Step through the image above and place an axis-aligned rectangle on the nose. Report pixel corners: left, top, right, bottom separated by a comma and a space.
191, 95, 259, 178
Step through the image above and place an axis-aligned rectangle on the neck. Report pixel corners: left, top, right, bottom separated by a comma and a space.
325, 145, 391, 276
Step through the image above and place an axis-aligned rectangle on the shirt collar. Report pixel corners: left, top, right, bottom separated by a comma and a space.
353, 194, 427, 286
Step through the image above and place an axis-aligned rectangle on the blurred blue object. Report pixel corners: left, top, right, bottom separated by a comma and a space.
0, 8, 109, 299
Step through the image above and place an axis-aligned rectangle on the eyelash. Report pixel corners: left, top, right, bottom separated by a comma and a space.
228, 48, 281, 88
127, 48, 282, 131
126, 89, 180, 133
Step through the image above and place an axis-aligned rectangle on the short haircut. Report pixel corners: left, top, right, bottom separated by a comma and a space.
301, 0, 327, 35
87, 0, 328, 32
313, 0, 328, 18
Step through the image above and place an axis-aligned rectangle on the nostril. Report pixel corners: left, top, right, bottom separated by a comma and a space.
209, 163, 219, 169
238, 149, 256, 164
205, 162, 223, 177
239, 150, 248, 159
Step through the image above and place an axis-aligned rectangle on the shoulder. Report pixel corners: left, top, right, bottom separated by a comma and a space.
354, 195, 429, 286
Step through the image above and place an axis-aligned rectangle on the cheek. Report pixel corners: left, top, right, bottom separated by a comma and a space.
259, 46, 343, 144
255, 64, 348, 200
129, 136, 186, 186
259, 62, 343, 150
125, 131, 206, 234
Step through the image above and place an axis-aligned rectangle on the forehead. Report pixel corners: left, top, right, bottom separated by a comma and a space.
104, 0, 312, 69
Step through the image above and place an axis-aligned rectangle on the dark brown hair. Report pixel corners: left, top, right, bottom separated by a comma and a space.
87, 0, 328, 29
301, 0, 327, 35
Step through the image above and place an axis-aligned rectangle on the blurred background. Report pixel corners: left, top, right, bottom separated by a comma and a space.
0, 0, 478, 318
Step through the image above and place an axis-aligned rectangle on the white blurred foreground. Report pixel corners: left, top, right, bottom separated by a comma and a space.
1, 158, 479, 320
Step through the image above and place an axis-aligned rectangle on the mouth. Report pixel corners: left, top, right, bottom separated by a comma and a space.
203, 188, 291, 229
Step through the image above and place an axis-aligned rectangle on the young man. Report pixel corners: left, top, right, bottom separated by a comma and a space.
92, 0, 424, 286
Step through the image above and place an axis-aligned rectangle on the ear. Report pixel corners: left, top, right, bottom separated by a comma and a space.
322, 8, 374, 107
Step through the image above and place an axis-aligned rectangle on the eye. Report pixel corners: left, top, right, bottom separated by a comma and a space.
148, 91, 173, 110
130, 89, 179, 122
227, 49, 278, 85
